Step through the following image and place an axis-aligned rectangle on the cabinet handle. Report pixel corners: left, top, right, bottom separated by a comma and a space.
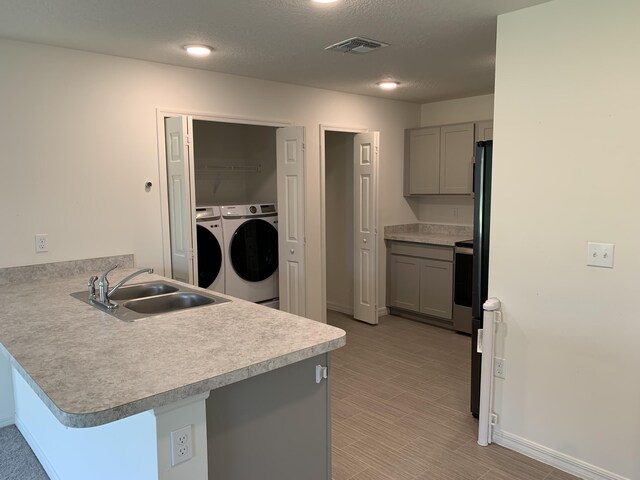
290, 249, 295, 254
363, 238, 367, 244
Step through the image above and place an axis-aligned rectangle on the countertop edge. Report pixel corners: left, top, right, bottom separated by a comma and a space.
4, 334, 346, 428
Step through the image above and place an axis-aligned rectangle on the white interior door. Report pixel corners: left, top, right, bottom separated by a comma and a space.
276, 127, 306, 317
353, 132, 379, 324
165, 116, 197, 284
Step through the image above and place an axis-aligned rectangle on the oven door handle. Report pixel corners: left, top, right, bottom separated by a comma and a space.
455, 247, 474, 255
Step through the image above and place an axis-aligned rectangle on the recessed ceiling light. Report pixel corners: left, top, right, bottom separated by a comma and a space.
313, 0, 338, 3
377, 81, 399, 90
184, 45, 212, 57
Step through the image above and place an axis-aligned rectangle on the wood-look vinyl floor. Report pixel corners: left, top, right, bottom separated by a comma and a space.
327, 311, 579, 480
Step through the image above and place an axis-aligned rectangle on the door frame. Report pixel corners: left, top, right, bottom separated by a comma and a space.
156, 108, 290, 279
319, 123, 369, 324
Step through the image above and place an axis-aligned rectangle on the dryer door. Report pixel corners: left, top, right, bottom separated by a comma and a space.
196, 224, 223, 288
230, 219, 279, 282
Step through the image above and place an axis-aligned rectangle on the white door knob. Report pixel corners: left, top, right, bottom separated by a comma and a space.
363, 238, 367, 243
290, 249, 295, 254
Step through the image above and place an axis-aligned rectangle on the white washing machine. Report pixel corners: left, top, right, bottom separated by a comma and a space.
195, 206, 225, 293
221, 203, 279, 304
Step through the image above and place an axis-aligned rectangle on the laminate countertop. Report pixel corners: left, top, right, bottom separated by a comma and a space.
384, 223, 473, 247
0, 270, 345, 428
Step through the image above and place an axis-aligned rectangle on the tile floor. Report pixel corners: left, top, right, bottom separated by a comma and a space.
327, 311, 579, 480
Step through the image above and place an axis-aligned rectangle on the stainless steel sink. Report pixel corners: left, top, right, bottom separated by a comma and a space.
123, 292, 217, 314
70, 280, 229, 321
108, 282, 178, 301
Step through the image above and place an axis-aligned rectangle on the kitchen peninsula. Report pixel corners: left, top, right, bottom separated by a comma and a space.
0, 261, 345, 480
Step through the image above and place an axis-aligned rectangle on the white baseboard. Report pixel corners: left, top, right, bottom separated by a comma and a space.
0, 415, 14, 428
493, 428, 630, 480
378, 306, 389, 317
15, 416, 62, 480
327, 301, 353, 316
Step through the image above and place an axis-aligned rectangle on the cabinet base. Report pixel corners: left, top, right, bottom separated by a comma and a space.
388, 307, 455, 330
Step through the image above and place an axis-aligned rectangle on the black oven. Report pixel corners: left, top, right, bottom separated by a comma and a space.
453, 240, 473, 334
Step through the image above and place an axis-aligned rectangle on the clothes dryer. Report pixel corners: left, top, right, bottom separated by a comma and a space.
195, 206, 225, 293
221, 203, 278, 303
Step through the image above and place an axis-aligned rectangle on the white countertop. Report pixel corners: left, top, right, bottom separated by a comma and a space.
0, 270, 346, 427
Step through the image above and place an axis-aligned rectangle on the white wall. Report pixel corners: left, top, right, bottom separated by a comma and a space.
325, 131, 354, 313
491, 1, 640, 478
192, 121, 277, 206
418, 94, 494, 225
0, 38, 420, 322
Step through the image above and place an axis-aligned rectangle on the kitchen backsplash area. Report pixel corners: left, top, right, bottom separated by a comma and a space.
0, 255, 134, 286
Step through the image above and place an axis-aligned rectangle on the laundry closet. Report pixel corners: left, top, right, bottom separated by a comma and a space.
190, 120, 280, 308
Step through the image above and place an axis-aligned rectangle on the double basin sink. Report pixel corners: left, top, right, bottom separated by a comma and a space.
71, 281, 229, 321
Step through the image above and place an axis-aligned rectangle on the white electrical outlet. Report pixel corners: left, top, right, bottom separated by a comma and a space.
494, 357, 506, 379
170, 425, 193, 466
35, 234, 48, 253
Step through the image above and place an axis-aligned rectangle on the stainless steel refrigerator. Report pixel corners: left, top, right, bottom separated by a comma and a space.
470, 140, 492, 418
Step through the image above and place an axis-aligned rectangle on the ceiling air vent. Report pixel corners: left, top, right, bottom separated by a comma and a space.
325, 36, 389, 54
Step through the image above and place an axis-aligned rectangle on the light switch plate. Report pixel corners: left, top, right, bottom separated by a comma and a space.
587, 242, 614, 268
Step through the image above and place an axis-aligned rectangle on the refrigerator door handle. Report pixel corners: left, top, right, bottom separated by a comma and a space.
472, 161, 476, 194
477, 328, 483, 353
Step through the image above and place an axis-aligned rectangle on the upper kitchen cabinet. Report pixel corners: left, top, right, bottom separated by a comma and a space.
406, 127, 441, 194
405, 121, 490, 196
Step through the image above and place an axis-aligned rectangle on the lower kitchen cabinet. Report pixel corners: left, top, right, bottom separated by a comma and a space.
206, 354, 330, 480
388, 254, 421, 312
387, 241, 454, 324
419, 258, 453, 319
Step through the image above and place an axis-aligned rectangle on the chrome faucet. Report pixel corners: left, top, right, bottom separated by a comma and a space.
88, 265, 153, 310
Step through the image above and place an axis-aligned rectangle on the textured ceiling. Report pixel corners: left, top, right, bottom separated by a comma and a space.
0, 0, 549, 103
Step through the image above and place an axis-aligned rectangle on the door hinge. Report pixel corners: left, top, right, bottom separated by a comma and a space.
315, 365, 328, 384
185, 134, 192, 145
490, 412, 498, 426
302, 142, 306, 152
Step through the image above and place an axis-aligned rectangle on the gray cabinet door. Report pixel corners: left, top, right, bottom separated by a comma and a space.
206, 354, 330, 480
388, 254, 421, 312
407, 127, 440, 194
419, 258, 453, 319
439, 123, 475, 194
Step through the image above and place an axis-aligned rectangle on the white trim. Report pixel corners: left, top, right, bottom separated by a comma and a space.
327, 301, 353, 316
0, 415, 14, 428
377, 306, 389, 317
152, 392, 209, 416
493, 428, 630, 480
319, 124, 368, 325
15, 416, 62, 480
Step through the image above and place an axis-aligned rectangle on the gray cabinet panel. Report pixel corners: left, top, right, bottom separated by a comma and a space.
206, 354, 330, 480
388, 254, 420, 312
439, 123, 475, 194
475, 120, 493, 141
419, 258, 453, 319
407, 128, 440, 194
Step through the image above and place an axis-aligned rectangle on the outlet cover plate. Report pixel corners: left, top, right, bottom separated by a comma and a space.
170, 425, 193, 466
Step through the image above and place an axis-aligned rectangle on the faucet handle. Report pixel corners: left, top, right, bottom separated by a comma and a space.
88, 275, 98, 299
97, 264, 118, 303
